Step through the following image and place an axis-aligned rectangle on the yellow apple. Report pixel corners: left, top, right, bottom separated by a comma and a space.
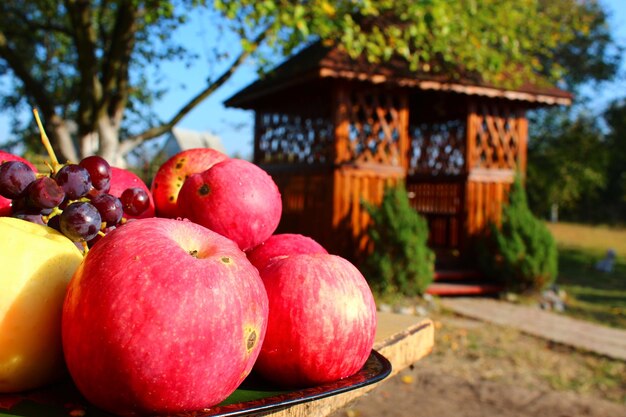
0, 217, 83, 392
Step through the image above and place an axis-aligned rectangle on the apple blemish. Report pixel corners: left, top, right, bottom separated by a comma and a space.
198, 184, 211, 196
245, 327, 258, 352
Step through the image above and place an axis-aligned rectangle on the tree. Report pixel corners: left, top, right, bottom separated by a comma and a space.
536, 0, 622, 94
0, 0, 619, 165
600, 99, 626, 223
361, 183, 434, 297
478, 175, 558, 294
527, 109, 608, 221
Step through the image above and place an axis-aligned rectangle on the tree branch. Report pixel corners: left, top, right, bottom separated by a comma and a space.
101, 0, 137, 126
0, 31, 55, 117
65, 0, 102, 134
119, 28, 271, 156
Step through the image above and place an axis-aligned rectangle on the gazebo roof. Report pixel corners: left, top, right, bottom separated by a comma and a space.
225, 42, 573, 110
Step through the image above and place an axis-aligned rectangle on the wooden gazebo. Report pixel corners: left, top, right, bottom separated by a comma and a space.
225, 43, 572, 264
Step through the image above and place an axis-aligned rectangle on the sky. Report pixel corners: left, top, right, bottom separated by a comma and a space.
1, 0, 625, 160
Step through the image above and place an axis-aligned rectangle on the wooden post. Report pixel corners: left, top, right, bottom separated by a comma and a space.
398, 92, 410, 172
333, 82, 350, 165
253, 112, 263, 165
331, 82, 351, 256
461, 100, 478, 247
465, 100, 477, 173
517, 109, 528, 177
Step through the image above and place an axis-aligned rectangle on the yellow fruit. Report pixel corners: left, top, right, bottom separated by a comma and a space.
0, 217, 83, 392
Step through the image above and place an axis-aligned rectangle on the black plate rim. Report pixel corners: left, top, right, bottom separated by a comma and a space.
195, 349, 392, 417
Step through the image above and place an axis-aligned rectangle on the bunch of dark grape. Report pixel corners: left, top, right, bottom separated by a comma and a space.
0, 156, 150, 249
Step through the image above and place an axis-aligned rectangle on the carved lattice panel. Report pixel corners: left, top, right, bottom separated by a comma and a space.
256, 112, 334, 165
343, 90, 403, 165
471, 103, 522, 169
408, 120, 466, 175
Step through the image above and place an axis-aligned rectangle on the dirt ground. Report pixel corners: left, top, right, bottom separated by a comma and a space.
331, 315, 626, 417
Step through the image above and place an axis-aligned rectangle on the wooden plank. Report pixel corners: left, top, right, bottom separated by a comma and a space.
261, 313, 434, 417
398, 93, 410, 171
475, 181, 483, 232
465, 102, 477, 171
333, 82, 350, 164
517, 111, 528, 174
316, 67, 573, 105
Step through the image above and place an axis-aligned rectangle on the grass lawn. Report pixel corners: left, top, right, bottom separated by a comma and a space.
545, 222, 626, 329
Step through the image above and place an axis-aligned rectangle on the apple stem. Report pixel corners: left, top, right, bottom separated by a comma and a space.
33, 108, 62, 174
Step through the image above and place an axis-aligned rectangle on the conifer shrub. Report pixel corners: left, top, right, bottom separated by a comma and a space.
478, 175, 558, 294
361, 183, 435, 297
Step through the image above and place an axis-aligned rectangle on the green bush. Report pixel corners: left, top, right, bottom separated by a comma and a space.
479, 175, 558, 294
361, 183, 435, 297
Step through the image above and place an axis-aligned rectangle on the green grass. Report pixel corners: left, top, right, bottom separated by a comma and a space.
545, 222, 626, 329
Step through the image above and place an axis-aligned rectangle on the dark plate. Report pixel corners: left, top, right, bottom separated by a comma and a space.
0, 350, 391, 417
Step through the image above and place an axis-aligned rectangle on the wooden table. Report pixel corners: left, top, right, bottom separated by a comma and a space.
261, 312, 435, 416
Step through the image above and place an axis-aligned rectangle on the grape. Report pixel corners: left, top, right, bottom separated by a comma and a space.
120, 187, 150, 216
55, 164, 92, 199
79, 156, 111, 191
27, 176, 65, 209
13, 211, 45, 225
90, 193, 123, 225
9, 196, 29, 213
59, 202, 102, 242
0, 161, 37, 199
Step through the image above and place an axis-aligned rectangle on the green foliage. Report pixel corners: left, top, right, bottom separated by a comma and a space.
215, 0, 619, 87
527, 98, 626, 225
0, 0, 620, 163
527, 108, 608, 220
600, 99, 626, 223
539, 0, 622, 93
361, 183, 434, 297
480, 176, 558, 294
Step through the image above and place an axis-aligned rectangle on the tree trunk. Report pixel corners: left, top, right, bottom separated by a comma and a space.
97, 114, 125, 168
50, 114, 79, 163
79, 132, 99, 160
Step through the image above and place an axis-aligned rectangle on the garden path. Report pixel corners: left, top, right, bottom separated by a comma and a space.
440, 297, 626, 361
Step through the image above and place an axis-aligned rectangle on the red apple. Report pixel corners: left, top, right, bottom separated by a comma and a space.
109, 166, 155, 219
150, 148, 228, 218
0, 151, 37, 216
254, 253, 377, 388
62, 217, 268, 416
246, 233, 328, 272
177, 158, 282, 251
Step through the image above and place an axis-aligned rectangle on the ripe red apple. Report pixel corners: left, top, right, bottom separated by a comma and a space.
254, 253, 377, 388
62, 217, 268, 416
109, 166, 155, 219
246, 233, 328, 272
150, 148, 228, 218
177, 158, 282, 251
0, 150, 37, 216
